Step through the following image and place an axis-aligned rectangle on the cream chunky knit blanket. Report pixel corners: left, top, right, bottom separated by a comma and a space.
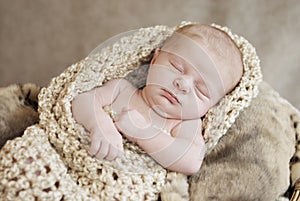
0, 22, 261, 200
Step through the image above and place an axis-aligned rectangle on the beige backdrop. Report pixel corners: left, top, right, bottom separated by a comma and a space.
0, 0, 299, 109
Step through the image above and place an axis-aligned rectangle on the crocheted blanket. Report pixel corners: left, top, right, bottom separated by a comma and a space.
0, 22, 261, 200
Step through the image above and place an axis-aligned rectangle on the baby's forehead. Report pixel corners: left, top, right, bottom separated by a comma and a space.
163, 29, 231, 73
176, 24, 229, 41
176, 25, 243, 87
175, 24, 236, 55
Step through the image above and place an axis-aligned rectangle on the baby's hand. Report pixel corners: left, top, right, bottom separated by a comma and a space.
89, 129, 124, 161
71, 91, 124, 161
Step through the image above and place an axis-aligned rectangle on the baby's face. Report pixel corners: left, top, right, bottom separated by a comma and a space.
144, 32, 231, 120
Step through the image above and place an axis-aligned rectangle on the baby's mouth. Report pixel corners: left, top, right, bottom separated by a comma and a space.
161, 88, 179, 104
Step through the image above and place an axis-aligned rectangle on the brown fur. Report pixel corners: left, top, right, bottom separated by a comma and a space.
0, 83, 40, 148
188, 82, 296, 201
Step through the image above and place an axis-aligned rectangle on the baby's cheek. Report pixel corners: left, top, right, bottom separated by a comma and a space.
181, 99, 202, 118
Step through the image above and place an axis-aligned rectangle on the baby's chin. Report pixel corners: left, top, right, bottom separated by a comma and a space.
151, 106, 179, 120
151, 104, 208, 120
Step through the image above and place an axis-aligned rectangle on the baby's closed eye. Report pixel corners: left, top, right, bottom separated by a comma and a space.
170, 59, 184, 73
195, 82, 209, 99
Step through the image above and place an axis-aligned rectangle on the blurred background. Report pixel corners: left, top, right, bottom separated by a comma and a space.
0, 0, 299, 109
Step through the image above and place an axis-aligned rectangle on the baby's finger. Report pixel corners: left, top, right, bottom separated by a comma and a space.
118, 149, 124, 158
114, 107, 131, 122
105, 146, 119, 161
95, 141, 109, 159
89, 135, 101, 156
121, 107, 132, 113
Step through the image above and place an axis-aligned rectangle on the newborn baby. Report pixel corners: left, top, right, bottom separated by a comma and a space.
72, 24, 243, 175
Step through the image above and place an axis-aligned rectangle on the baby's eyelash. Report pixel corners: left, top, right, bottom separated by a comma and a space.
170, 60, 184, 72
195, 83, 210, 99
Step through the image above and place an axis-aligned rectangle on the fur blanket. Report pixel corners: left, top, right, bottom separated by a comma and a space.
189, 81, 298, 201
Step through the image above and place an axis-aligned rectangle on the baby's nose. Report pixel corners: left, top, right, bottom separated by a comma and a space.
173, 76, 192, 94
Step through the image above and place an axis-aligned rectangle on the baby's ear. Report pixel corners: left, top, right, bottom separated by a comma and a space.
150, 48, 160, 65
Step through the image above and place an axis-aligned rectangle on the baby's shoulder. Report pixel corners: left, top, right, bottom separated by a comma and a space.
104, 78, 136, 91
105, 78, 137, 101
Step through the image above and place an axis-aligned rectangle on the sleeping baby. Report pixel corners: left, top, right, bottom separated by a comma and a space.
71, 24, 243, 175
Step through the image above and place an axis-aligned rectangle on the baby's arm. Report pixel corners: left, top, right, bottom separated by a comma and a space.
143, 120, 205, 175
158, 120, 205, 175
72, 79, 128, 160
115, 110, 205, 175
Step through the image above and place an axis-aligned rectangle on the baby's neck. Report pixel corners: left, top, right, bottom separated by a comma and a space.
132, 89, 152, 118
134, 89, 181, 135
